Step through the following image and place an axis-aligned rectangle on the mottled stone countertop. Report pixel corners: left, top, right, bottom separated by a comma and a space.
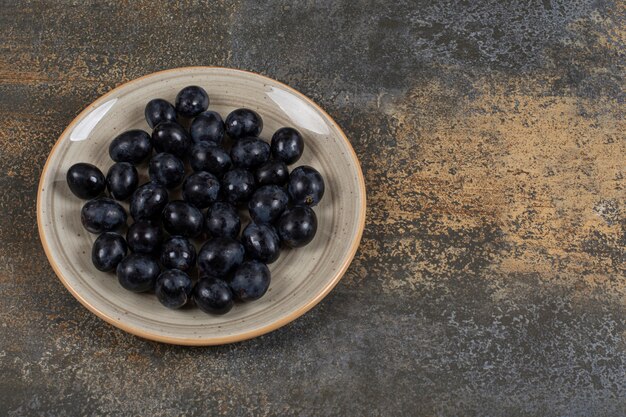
1, 1, 624, 416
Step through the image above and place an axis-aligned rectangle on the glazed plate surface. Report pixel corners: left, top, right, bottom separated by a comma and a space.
37, 67, 366, 345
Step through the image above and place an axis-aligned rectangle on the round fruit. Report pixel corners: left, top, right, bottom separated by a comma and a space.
145, 98, 177, 128
66, 163, 106, 199
189, 142, 231, 176
175, 85, 209, 118
248, 185, 289, 224
130, 182, 169, 221
229, 261, 271, 301
151, 121, 191, 158
255, 160, 289, 186
106, 162, 138, 200
222, 168, 255, 204
241, 223, 281, 264
162, 201, 204, 238
160, 236, 196, 271
205, 202, 241, 239
81, 197, 127, 234
197, 237, 245, 277
109, 130, 152, 164
116, 253, 160, 292
224, 108, 263, 139
182, 171, 220, 209
126, 221, 162, 254
194, 278, 234, 315
155, 269, 193, 309
230, 137, 270, 169
271, 127, 304, 164
190, 110, 224, 145
276, 206, 317, 247
91, 232, 127, 272
288, 165, 325, 207
149, 153, 185, 189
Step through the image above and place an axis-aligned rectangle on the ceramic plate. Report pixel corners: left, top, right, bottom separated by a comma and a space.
37, 67, 366, 345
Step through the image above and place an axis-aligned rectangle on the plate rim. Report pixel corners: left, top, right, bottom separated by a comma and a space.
36, 66, 367, 346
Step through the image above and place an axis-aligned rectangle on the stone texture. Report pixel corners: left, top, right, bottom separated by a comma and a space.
0, 0, 624, 416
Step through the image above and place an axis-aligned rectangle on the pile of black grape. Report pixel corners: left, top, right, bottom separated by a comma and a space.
66, 85, 324, 315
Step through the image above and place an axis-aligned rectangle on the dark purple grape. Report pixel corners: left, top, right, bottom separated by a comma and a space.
288, 165, 325, 207
130, 182, 169, 222
229, 261, 271, 301
204, 202, 241, 239
81, 197, 127, 234
106, 162, 138, 200
224, 108, 262, 139
151, 121, 191, 159
162, 201, 204, 238
109, 130, 152, 164
91, 232, 127, 272
276, 206, 317, 247
255, 160, 289, 186
194, 278, 233, 315
145, 98, 176, 129
271, 127, 304, 164
175, 86, 209, 118
230, 137, 270, 169
160, 236, 196, 272
190, 110, 224, 145
149, 153, 184, 189
67, 163, 106, 199
182, 171, 220, 209
222, 168, 255, 204
241, 223, 280, 264
155, 269, 193, 309
126, 221, 162, 254
189, 142, 232, 176
248, 185, 289, 224
116, 253, 160, 292
197, 237, 245, 277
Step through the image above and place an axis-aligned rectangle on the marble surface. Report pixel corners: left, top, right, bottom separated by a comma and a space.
0, 1, 624, 416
